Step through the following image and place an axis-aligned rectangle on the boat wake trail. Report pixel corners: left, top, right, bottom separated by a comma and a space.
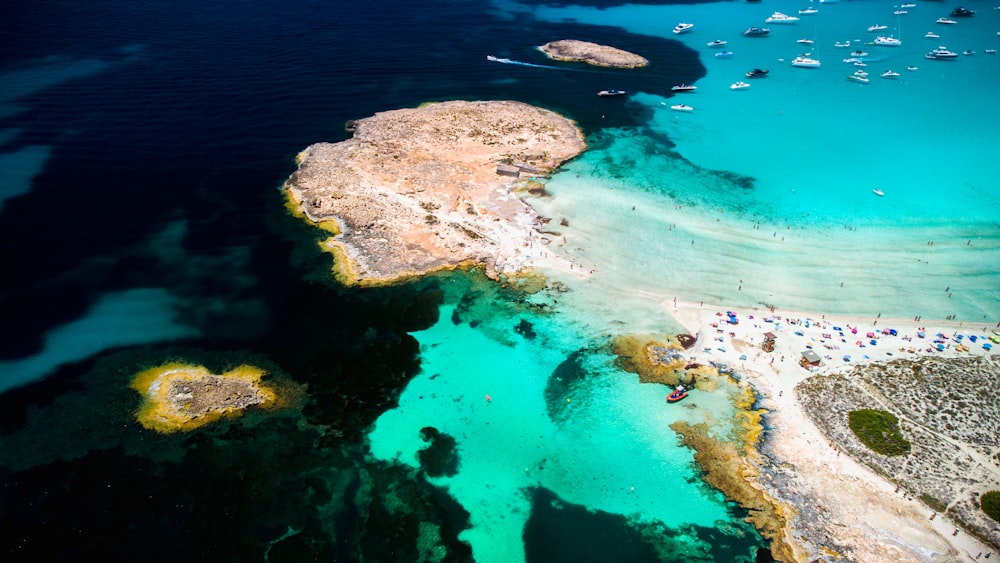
486, 55, 592, 72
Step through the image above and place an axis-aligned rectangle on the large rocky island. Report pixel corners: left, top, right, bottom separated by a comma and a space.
538, 39, 649, 68
283, 100, 587, 285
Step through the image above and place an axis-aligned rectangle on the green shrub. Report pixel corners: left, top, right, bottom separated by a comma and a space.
848, 409, 911, 456
982, 491, 1000, 523
920, 494, 946, 513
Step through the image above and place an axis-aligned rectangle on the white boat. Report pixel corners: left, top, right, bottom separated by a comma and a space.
963, 49, 974, 56
926, 46, 959, 59
766, 12, 801, 23
906, 65, 918, 70
847, 71, 870, 83
797, 38, 815, 45
894, 10, 908, 15
873, 189, 884, 196
868, 24, 888, 32
671, 84, 697, 92
850, 50, 870, 57
670, 104, 693, 112
874, 36, 902, 46
935, 18, 957, 25
843, 57, 864, 64
901, 3, 916, 8
986, 49, 998, 54
791, 55, 822, 67
881, 69, 900, 78
834, 41, 851, 47
854, 61, 868, 67
715, 51, 734, 59
673, 22, 694, 34
707, 39, 728, 47
924, 32, 940, 39
799, 7, 819, 15
730, 81, 751, 90
597, 89, 627, 97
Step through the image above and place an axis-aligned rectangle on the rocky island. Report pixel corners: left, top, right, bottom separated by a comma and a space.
131, 363, 283, 433
538, 39, 649, 68
283, 100, 587, 286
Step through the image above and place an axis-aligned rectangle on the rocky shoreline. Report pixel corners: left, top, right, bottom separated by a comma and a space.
283, 100, 587, 286
538, 39, 649, 68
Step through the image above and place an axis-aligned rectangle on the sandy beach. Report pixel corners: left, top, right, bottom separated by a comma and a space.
670, 300, 999, 561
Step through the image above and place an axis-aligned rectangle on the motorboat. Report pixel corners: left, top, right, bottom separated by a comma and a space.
791, 55, 821, 67
671, 84, 697, 92
874, 36, 902, 46
597, 89, 627, 97
950, 7, 975, 17
797, 38, 815, 45
743, 27, 771, 37
670, 104, 693, 112
745, 67, 770, 78
851, 50, 870, 57
901, 3, 916, 7
847, 70, 870, 83
935, 18, 957, 25
715, 51, 735, 58
765, 12, 801, 23
925, 46, 959, 59
673, 22, 695, 34
925, 32, 940, 39
834, 41, 851, 47
799, 7, 819, 15
986, 49, 997, 54
906, 65, 919, 70
881, 69, 900, 78
873, 189, 884, 196
730, 81, 751, 90
854, 61, 867, 67
843, 57, 864, 64
868, 24, 888, 32
707, 39, 728, 47
894, 9, 908, 15
667, 385, 689, 403
963, 49, 974, 56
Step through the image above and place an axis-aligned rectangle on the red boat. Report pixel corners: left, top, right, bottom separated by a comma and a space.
667, 385, 689, 403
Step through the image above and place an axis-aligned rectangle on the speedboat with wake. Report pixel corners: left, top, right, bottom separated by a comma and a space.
730, 81, 751, 90
873, 189, 884, 196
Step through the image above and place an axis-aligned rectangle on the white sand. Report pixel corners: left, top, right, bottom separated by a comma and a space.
669, 300, 998, 561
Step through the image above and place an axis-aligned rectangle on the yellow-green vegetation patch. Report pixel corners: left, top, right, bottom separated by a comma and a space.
848, 409, 911, 456
131, 362, 287, 433
982, 491, 1000, 523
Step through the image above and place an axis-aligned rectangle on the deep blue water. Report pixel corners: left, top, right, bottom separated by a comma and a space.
1, 1, 767, 561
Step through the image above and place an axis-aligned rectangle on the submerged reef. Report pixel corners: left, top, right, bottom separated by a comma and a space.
538, 39, 649, 68
131, 362, 292, 433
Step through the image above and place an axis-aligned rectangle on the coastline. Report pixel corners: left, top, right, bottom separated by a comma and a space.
668, 299, 999, 561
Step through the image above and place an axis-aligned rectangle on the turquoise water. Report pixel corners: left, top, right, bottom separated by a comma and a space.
367, 2, 999, 561
517, 0, 1000, 323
